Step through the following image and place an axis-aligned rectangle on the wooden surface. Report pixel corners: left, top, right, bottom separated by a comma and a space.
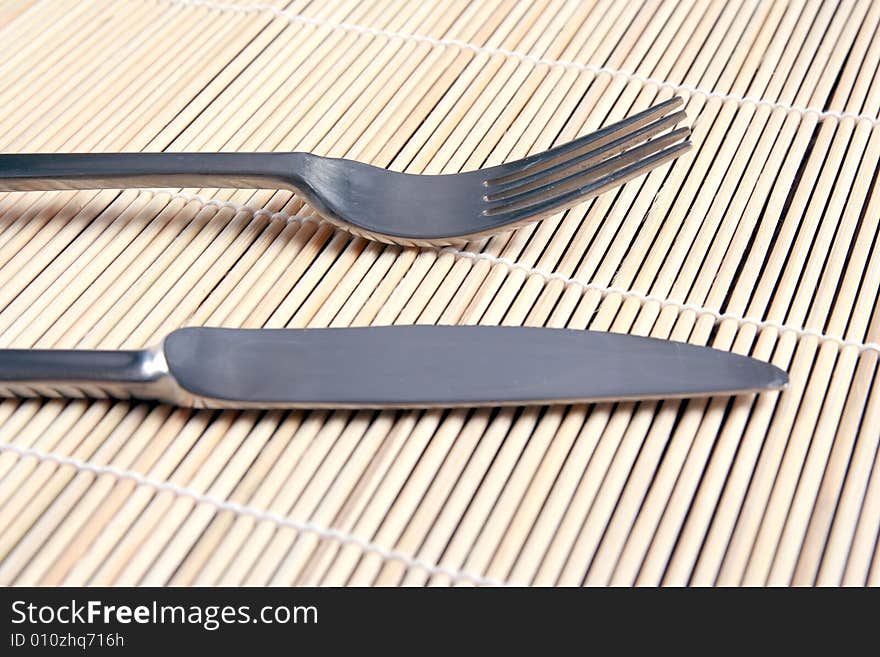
0, 0, 878, 586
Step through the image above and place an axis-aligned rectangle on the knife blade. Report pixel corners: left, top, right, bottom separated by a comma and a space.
0, 326, 787, 408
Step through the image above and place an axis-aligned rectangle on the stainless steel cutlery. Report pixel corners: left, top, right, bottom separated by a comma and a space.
0, 98, 690, 246
0, 326, 786, 408
0, 97, 788, 408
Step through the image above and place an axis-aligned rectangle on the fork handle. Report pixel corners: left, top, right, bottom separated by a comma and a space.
0, 152, 307, 192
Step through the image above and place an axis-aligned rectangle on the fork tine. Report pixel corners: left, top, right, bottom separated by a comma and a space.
486, 110, 688, 200
483, 140, 691, 223
486, 96, 685, 186
485, 128, 690, 215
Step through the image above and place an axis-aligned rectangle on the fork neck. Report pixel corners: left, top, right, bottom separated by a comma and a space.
0, 152, 311, 192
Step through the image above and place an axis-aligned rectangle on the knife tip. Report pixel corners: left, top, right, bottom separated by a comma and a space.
763, 363, 789, 390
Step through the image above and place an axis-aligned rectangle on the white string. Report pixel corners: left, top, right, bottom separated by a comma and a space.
0, 441, 506, 587
155, 189, 880, 356
162, 0, 880, 126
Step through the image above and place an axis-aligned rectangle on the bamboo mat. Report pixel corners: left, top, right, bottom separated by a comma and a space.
0, 0, 877, 587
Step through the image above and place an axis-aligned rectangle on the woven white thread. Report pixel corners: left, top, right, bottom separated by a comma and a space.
163, 0, 879, 126
155, 189, 880, 355
0, 441, 506, 587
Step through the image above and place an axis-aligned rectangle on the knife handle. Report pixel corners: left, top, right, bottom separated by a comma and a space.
0, 152, 306, 192
0, 347, 182, 403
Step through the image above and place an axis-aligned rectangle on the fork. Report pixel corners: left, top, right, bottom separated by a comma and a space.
0, 97, 691, 245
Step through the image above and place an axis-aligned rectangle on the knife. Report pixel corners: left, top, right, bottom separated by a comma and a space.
0, 326, 787, 408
